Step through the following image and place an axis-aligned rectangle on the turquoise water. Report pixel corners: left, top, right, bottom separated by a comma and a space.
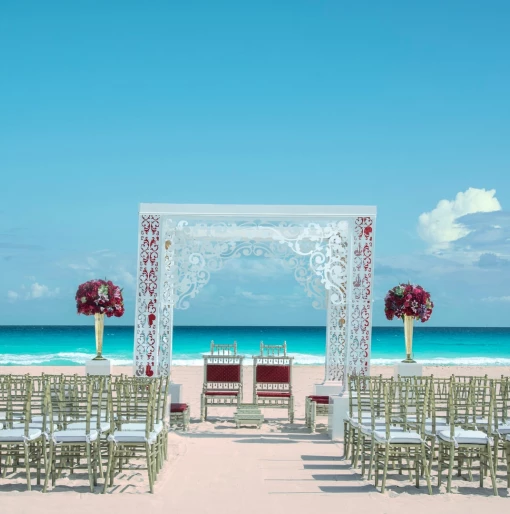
1, 326, 510, 366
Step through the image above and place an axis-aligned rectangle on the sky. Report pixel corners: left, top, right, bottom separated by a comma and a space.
0, 1, 509, 327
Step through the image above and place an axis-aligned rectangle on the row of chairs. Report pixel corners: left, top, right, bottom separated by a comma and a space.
0, 373, 169, 493
344, 374, 510, 495
201, 341, 294, 422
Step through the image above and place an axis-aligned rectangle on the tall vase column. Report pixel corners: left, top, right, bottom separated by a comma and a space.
394, 315, 422, 378
403, 315, 415, 363
86, 312, 111, 375
93, 313, 106, 360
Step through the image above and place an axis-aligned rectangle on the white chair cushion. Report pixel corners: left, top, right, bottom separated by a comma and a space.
66, 421, 111, 433
475, 417, 489, 426
424, 424, 451, 437
0, 428, 42, 442
408, 415, 448, 426
360, 424, 404, 436
53, 429, 98, 443
498, 423, 510, 435
346, 412, 372, 424
13, 422, 46, 429
373, 431, 423, 444
437, 429, 489, 445
108, 430, 158, 445
120, 422, 163, 434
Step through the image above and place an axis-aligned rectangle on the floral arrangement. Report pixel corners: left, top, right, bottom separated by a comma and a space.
76, 279, 125, 318
384, 283, 433, 322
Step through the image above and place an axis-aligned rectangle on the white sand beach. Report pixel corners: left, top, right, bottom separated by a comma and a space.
1, 365, 509, 512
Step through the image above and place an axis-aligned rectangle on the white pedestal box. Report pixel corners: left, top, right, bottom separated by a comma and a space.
394, 362, 423, 378
328, 392, 350, 441
314, 381, 343, 396
169, 382, 183, 404
85, 359, 111, 376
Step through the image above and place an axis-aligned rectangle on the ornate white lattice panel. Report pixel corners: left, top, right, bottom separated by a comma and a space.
162, 219, 349, 311
134, 215, 160, 377
348, 217, 375, 379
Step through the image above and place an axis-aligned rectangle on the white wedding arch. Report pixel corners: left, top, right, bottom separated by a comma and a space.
134, 204, 376, 392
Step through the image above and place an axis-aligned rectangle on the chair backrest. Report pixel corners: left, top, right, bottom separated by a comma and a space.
210, 340, 237, 356
0, 376, 33, 436
253, 346, 293, 396
493, 377, 509, 427
470, 375, 490, 422
259, 341, 287, 357
447, 380, 493, 436
111, 376, 157, 437
203, 349, 244, 393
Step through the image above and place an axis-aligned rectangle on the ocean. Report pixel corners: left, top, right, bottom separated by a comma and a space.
0, 326, 510, 367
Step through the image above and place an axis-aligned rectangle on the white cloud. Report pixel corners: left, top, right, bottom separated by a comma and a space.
7, 281, 60, 301
117, 269, 135, 285
27, 282, 60, 299
418, 188, 501, 250
7, 290, 19, 302
481, 296, 510, 303
63, 251, 136, 289
236, 289, 274, 302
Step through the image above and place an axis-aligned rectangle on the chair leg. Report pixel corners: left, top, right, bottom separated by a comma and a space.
146, 443, 154, 494
486, 444, 498, 496
372, 446, 379, 488
421, 443, 432, 495
85, 443, 94, 492
23, 443, 31, 491
380, 445, 390, 493
102, 442, 114, 493
353, 430, 362, 468
43, 442, 54, 493
343, 422, 350, 459
447, 444, 455, 493
368, 438, 375, 481
505, 443, 510, 488
200, 395, 205, 422
493, 436, 499, 468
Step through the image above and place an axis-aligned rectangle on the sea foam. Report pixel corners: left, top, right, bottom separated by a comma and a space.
1, 353, 509, 367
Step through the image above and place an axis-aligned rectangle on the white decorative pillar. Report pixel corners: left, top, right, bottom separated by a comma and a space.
133, 214, 161, 377
327, 216, 375, 439
315, 229, 348, 397
314, 298, 346, 396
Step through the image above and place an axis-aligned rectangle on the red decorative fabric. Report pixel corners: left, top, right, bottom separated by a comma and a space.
170, 403, 189, 413
255, 365, 290, 384
206, 364, 241, 383
307, 395, 329, 404
204, 391, 240, 396
256, 391, 291, 398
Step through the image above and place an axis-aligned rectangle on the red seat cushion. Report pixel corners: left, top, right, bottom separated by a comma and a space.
170, 403, 189, 413
308, 395, 329, 404
206, 364, 241, 383
204, 391, 240, 396
256, 365, 290, 383
256, 391, 291, 398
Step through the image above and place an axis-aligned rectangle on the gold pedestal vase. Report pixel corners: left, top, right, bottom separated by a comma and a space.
93, 313, 106, 360
402, 315, 416, 363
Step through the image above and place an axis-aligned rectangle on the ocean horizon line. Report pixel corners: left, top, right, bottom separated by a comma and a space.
2, 324, 510, 329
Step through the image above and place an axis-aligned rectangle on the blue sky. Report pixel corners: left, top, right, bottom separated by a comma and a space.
0, 1, 509, 326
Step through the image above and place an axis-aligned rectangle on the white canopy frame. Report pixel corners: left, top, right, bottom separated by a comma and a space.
134, 204, 376, 392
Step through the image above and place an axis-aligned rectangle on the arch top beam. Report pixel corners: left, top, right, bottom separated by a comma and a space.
140, 203, 377, 218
